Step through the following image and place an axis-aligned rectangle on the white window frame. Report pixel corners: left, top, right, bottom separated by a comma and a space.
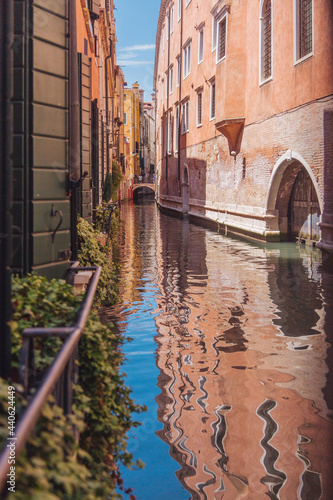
181, 100, 189, 134
164, 115, 167, 156
170, 4, 174, 34
175, 105, 179, 153
178, 0, 182, 21
210, 79, 216, 121
197, 90, 203, 127
294, 0, 313, 65
183, 40, 191, 79
198, 25, 204, 64
259, 0, 273, 84
212, 5, 229, 57
176, 56, 181, 87
216, 15, 227, 63
170, 66, 174, 94
168, 111, 173, 154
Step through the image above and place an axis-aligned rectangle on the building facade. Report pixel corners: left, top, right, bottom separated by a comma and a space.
154, 0, 333, 253
0, 0, 128, 369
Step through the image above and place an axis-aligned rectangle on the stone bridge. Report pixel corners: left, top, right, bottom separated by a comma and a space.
133, 183, 155, 193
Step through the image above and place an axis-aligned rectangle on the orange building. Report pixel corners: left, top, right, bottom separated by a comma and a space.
154, 0, 333, 256
76, 0, 129, 211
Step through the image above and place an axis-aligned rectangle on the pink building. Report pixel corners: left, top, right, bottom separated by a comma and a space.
154, 0, 333, 254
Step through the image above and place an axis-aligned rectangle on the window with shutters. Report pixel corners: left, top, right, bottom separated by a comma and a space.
170, 66, 173, 94
217, 17, 226, 62
260, 0, 272, 83
170, 4, 174, 34
198, 26, 204, 63
182, 100, 189, 134
183, 41, 191, 78
210, 80, 215, 120
197, 90, 203, 127
175, 105, 180, 152
178, 0, 182, 21
177, 56, 181, 87
295, 0, 313, 62
168, 111, 173, 154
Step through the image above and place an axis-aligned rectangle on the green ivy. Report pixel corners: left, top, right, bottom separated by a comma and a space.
1, 271, 145, 499
77, 217, 118, 306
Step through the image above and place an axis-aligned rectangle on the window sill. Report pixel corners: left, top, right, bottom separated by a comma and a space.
294, 52, 313, 67
216, 55, 226, 65
259, 76, 273, 88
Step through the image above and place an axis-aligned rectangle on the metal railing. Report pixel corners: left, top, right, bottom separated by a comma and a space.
133, 174, 155, 184
93, 202, 118, 234
0, 263, 101, 493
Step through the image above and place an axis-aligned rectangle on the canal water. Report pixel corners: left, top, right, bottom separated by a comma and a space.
103, 201, 333, 500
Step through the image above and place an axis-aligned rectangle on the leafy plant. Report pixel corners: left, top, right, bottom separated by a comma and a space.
77, 217, 118, 306
111, 161, 122, 200
0, 271, 146, 499
102, 172, 112, 203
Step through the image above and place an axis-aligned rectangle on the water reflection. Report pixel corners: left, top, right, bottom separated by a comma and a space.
109, 202, 333, 499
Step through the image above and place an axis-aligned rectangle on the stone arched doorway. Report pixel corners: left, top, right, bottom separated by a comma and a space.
183, 164, 189, 213
266, 151, 322, 243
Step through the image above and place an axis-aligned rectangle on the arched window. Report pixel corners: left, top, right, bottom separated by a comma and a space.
260, 0, 272, 83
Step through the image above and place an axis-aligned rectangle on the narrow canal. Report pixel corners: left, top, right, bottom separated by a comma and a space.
103, 201, 333, 500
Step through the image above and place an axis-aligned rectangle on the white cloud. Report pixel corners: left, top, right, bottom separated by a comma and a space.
118, 60, 154, 66
119, 44, 155, 52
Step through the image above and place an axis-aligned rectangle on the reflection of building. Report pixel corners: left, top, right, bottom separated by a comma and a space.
154, 0, 333, 255
153, 214, 333, 499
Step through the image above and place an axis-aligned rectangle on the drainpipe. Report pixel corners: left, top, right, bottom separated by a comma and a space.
178, 0, 183, 193
105, 38, 112, 174
69, 0, 80, 260
0, 0, 13, 379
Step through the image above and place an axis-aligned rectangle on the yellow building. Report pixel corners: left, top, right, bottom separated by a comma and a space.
124, 83, 142, 183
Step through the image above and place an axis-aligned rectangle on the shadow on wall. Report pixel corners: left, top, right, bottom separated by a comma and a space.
158, 116, 207, 213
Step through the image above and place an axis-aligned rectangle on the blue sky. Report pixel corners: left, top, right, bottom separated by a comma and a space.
115, 0, 160, 101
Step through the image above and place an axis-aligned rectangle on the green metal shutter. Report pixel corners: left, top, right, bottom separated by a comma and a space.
79, 53, 92, 221
13, 0, 71, 278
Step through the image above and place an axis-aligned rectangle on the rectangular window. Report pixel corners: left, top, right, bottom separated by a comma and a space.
170, 5, 174, 33
178, 0, 182, 21
168, 111, 173, 154
182, 100, 189, 133
177, 57, 181, 86
260, 0, 272, 81
175, 105, 179, 152
296, 0, 313, 61
124, 112, 127, 125
161, 80, 164, 101
198, 27, 204, 63
170, 67, 173, 94
210, 80, 215, 120
183, 42, 191, 78
197, 91, 203, 127
217, 17, 226, 62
